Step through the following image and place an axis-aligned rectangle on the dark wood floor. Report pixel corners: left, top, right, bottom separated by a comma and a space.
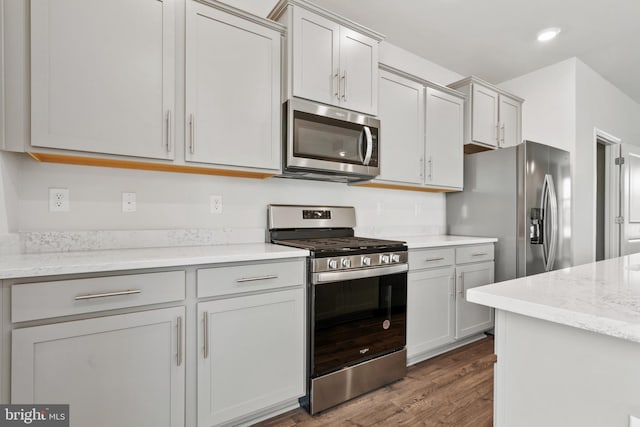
255, 336, 495, 427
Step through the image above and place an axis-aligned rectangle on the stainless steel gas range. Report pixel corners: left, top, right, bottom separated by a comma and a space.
268, 204, 408, 414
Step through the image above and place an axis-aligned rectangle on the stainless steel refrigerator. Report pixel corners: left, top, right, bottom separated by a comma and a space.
447, 140, 572, 282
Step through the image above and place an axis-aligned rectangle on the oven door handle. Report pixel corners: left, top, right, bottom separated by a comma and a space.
312, 264, 408, 285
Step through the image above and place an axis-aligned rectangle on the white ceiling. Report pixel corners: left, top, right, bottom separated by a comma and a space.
245, 0, 640, 103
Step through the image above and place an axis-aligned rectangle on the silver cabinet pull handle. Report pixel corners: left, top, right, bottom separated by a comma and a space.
472, 253, 488, 257
177, 316, 183, 367
235, 275, 278, 283
428, 156, 433, 180
425, 257, 445, 262
449, 276, 455, 297
342, 70, 347, 101
189, 113, 196, 154
457, 273, 465, 297
166, 110, 173, 153
419, 157, 424, 178
75, 289, 141, 300
500, 123, 505, 146
203, 311, 209, 359
334, 68, 340, 100
496, 123, 500, 146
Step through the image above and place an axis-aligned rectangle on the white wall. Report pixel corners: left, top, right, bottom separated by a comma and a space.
12, 155, 445, 235
379, 42, 464, 86
499, 58, 577, 154
574, 58, 640, 263
499, 57, 640, 266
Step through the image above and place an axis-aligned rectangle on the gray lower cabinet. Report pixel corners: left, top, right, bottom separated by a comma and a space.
11, 307, 186, 427
407, 267, 456, 358
407, 244, 495, 365
5, 257, 307, 427
455, 262, 495, 339
197, 288, 305, 426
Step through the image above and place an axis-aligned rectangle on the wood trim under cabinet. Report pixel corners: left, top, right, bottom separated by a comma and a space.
28, 152, 276, 179
463, 144, 495, 155
354, 182, 457, 193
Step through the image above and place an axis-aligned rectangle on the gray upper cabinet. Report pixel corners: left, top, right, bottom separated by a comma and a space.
425, 87, 464, 189
449, 76, 523, 153
270, 0, 383, 116
375, 66, 465, 191
291, 7, 341, 108
377, 69, 424, 185
185, 1, 282, 172
30, 0, 175, 160
498, 94, 523, 148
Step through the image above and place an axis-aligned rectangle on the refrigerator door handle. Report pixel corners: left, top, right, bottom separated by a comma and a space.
540, 174, 558, 272
546, 174, 559, 271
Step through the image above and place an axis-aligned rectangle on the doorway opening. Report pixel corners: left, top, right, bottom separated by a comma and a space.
596, 142, 606, 261
594, 128, 621, 260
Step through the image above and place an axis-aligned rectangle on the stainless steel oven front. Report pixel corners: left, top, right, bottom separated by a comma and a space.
309, 263, 407, 413
283, 97, 380, 181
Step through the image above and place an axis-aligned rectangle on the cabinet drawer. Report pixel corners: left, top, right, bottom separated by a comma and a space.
455, 244, 494, 264
409, 248, 455, 270
197, 260, 305, 298
11, 271, 186, 323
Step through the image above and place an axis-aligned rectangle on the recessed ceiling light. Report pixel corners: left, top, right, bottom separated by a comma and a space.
537, 27, 561, 42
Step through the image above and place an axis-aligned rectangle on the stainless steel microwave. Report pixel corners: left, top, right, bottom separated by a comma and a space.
281, 98, 380, 182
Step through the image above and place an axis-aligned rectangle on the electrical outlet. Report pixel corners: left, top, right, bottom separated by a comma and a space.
210, 195, 223, 214
122, 192, 137, 213
49, 188, 70, 212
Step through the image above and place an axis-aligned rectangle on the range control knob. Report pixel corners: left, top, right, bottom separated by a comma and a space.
380, 254, 390, 264
361, 256, 372, 266
391, 254, 401, 263
341, 258, 352, 268
328, 259, 338, 269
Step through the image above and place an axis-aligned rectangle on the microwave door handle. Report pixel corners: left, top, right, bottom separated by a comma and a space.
363, 126, 373, 165
358, 129, 365, 163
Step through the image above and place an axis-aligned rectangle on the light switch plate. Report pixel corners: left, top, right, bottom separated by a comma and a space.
122, 192, 137, 213
210, 195, 222, 214
630, 415, 640, 427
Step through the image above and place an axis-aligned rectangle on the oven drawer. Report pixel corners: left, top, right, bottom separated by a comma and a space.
11, 271, 186, 323
408, 248, 455, 270
197, 259, 305, 298
455, 244, 495, 264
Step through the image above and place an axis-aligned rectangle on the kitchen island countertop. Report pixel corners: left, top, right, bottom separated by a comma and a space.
467, 253, 640, 344
0, 244, 309, 279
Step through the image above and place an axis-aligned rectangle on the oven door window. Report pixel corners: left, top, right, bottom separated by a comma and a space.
293, 111, 378, 166
312, 272, 406, 378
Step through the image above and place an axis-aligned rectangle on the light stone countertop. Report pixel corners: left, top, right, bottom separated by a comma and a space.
0, 244, 309, 280
387, 235, 498, 249
467, 253, 640, 344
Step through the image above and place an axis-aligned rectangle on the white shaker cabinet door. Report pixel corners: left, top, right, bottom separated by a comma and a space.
455, 262, 495, 339
11, 307, 185, 427
407, 268, 456, 360
30, 0, 175, 160
291, 7, 340, 107
197, 288, 305, 427
338, 27, 379, 115
185, 2, 281, 170
377, 70, 424, 185
498, 94, 522, 148
425, 87, 464, 189
471, 84, 499, 147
